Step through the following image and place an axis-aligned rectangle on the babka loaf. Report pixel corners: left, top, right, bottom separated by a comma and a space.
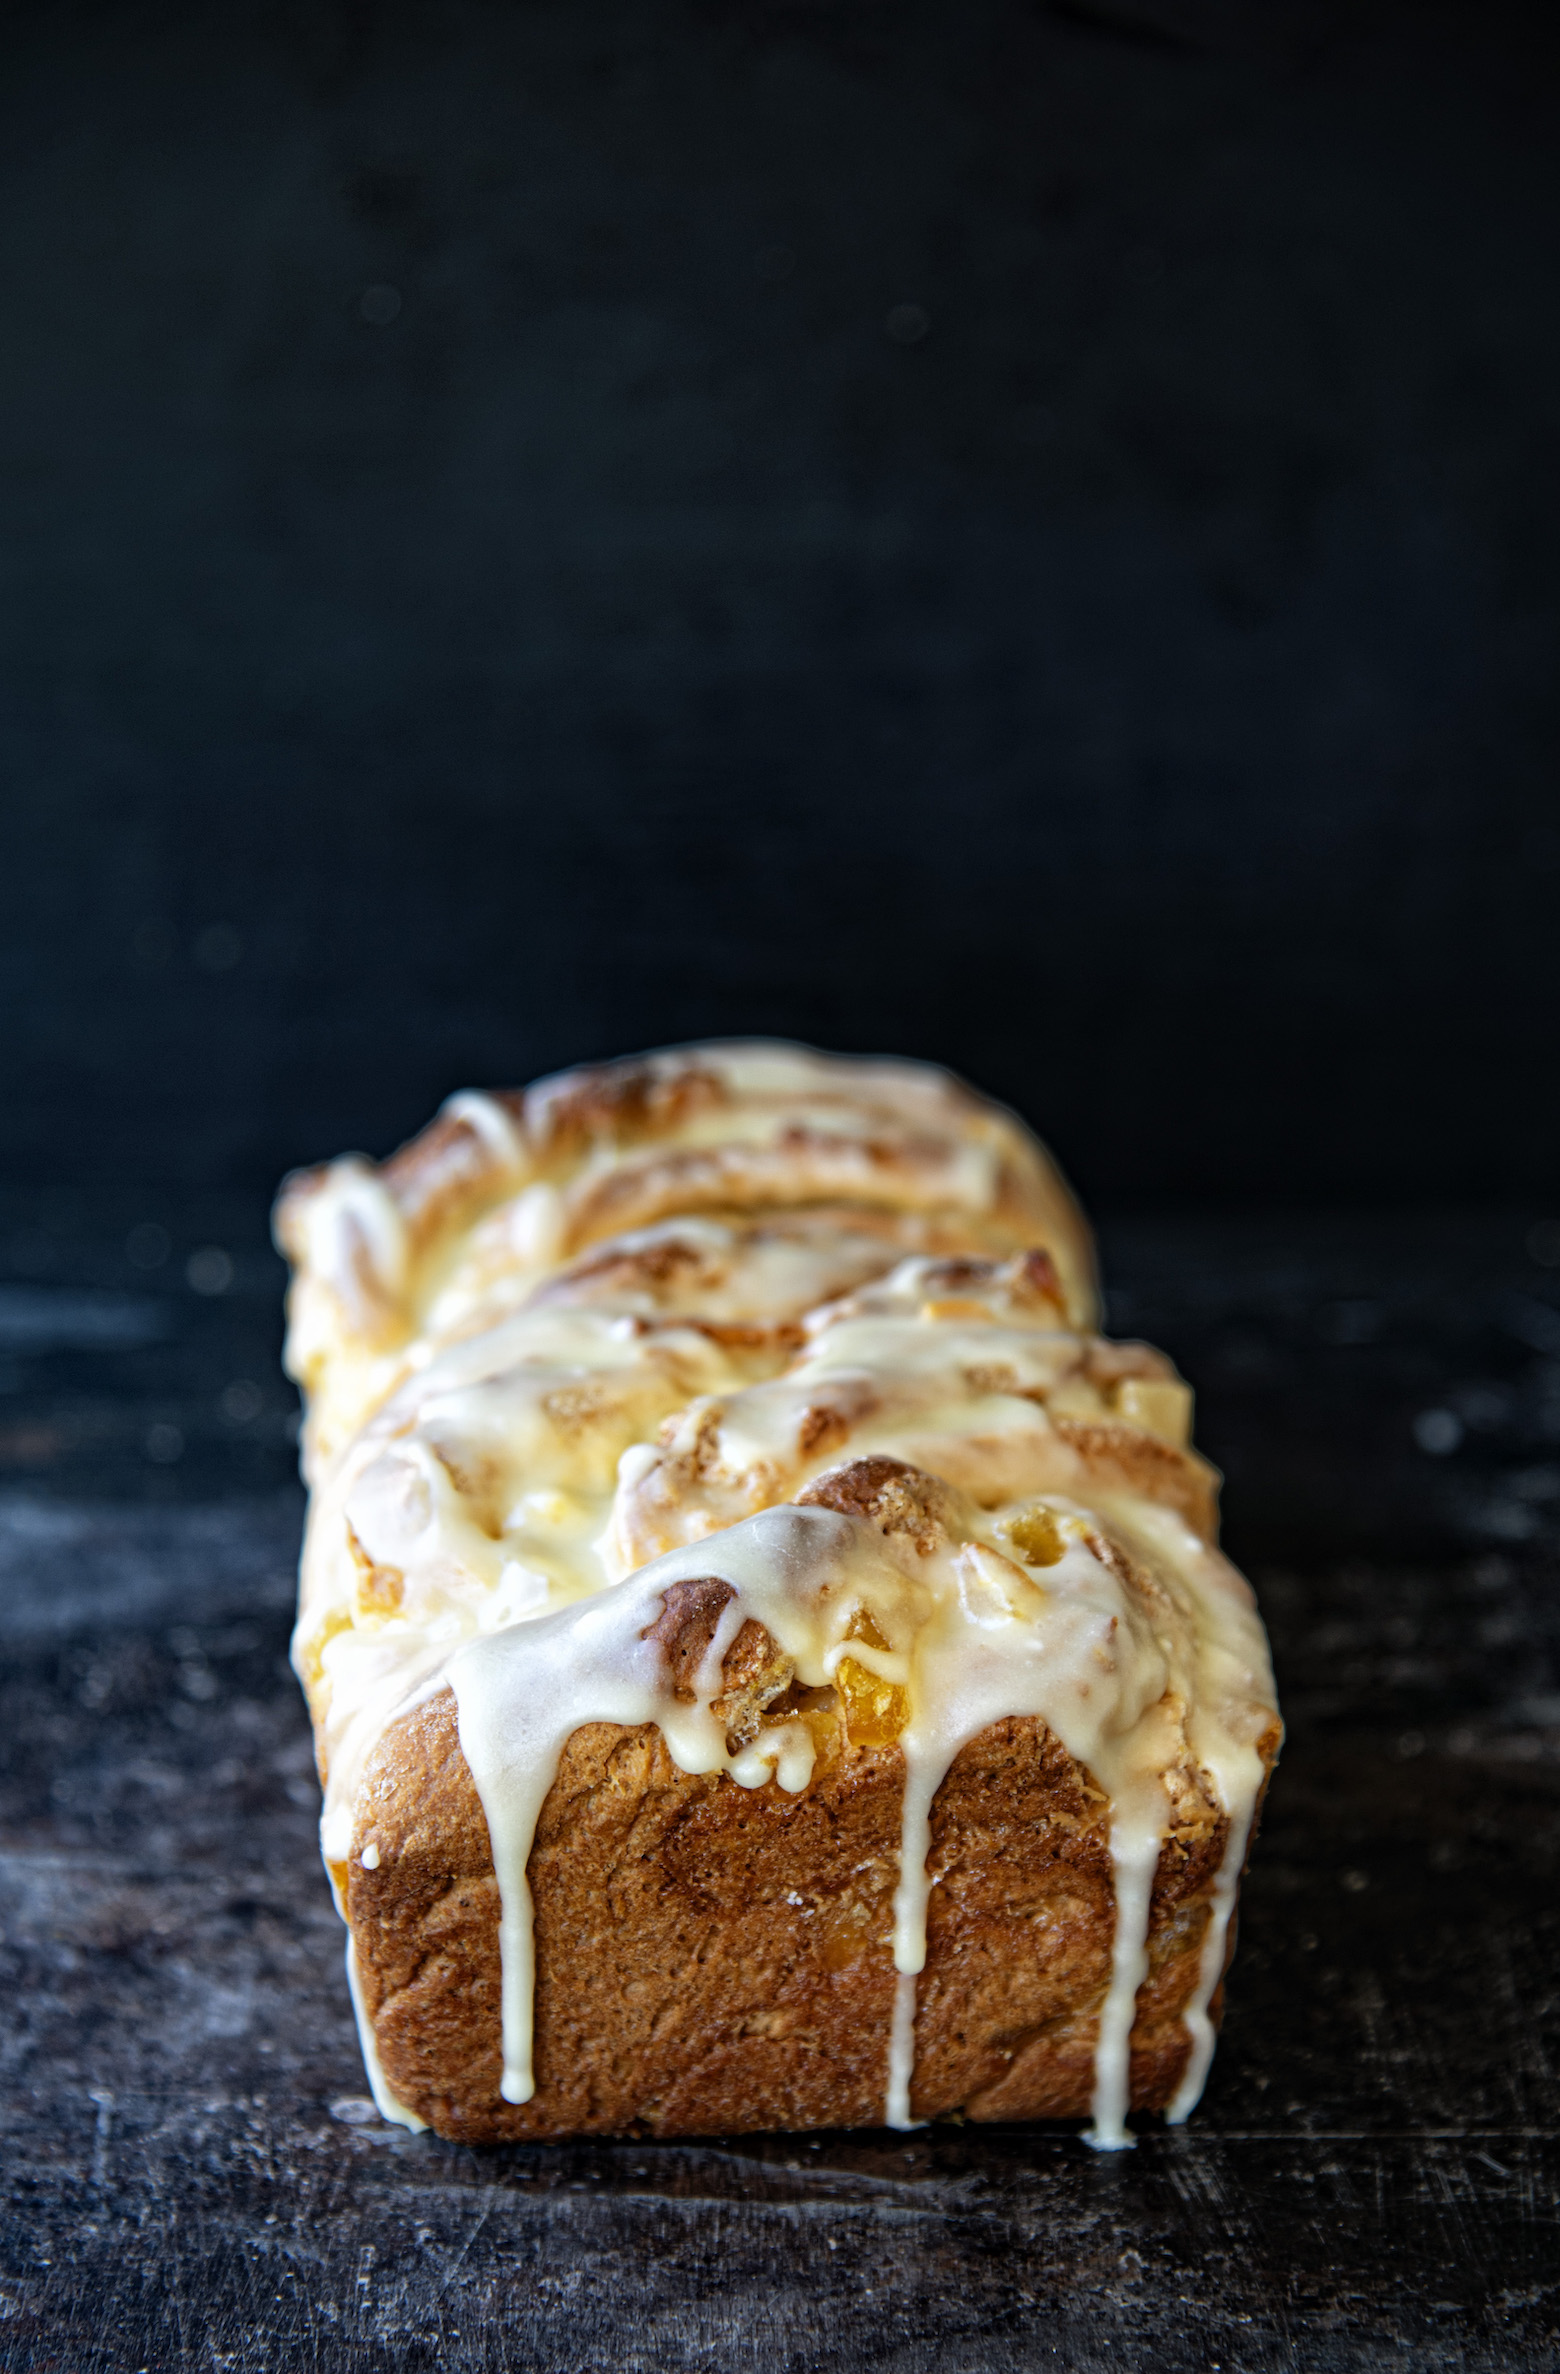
275, 1042, 1280, 2146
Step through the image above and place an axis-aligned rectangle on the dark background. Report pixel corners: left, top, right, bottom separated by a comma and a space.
3, 0, 1558, 1208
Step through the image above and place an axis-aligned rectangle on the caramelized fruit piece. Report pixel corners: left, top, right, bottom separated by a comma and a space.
836, 1607, 909, 1745
835, 1658, 909, 1746
347, 1524, 405, 1615
1113, 1376, 1193, 1446
817, 1889, 889, 1971
1005, 1505, 1066, 1566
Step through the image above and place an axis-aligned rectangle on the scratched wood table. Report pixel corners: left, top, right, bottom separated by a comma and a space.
0, 1194, 1555, 2371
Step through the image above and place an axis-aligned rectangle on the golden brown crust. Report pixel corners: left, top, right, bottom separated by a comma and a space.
795, 1454, 956, 1551
279, 1059, 728, 1271
524, 1057, 727, 1168
348, 1677, 1274, 2141
1049, 1418, 1221, 1540
558, 1139, 1039, 1261
274, 1044, 1103, 1365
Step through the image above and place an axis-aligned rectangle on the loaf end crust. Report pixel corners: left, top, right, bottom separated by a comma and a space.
348, 1687, 1278, 2140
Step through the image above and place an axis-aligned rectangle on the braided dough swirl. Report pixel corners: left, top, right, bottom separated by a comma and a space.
277, 1042, 1279, 2144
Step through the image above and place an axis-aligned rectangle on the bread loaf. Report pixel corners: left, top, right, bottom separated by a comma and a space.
276, 1043, 1280, 2146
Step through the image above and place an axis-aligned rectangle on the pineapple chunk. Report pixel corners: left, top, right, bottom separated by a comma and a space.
1113, 1377, 1192, 1447
1005, 1506, 1066, 1567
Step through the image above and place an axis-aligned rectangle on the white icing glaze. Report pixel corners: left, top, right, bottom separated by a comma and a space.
1164, 1790, 1257, 2126
282, 1046, 1280, 2142
306, 1157, 408, 1299
886, 1971, 921, 2129
1086, 1819, 1161, 2151
345, 1933, 427, 2132
441, 1089, 526, 1171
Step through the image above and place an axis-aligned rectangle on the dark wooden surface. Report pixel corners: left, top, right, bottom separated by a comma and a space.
0, 1195, 1557, 2370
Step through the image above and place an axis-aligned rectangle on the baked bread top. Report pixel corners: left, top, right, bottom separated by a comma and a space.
276, 1042, 1279, 2146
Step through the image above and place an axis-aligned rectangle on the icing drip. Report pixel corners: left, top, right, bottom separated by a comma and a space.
886, 1972, 921, 2130
1165, 1788, 1258, 2126
344, 1933, 426, 2132
884, 1753, 937, 2131
1085, 1818, 1161, 2151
